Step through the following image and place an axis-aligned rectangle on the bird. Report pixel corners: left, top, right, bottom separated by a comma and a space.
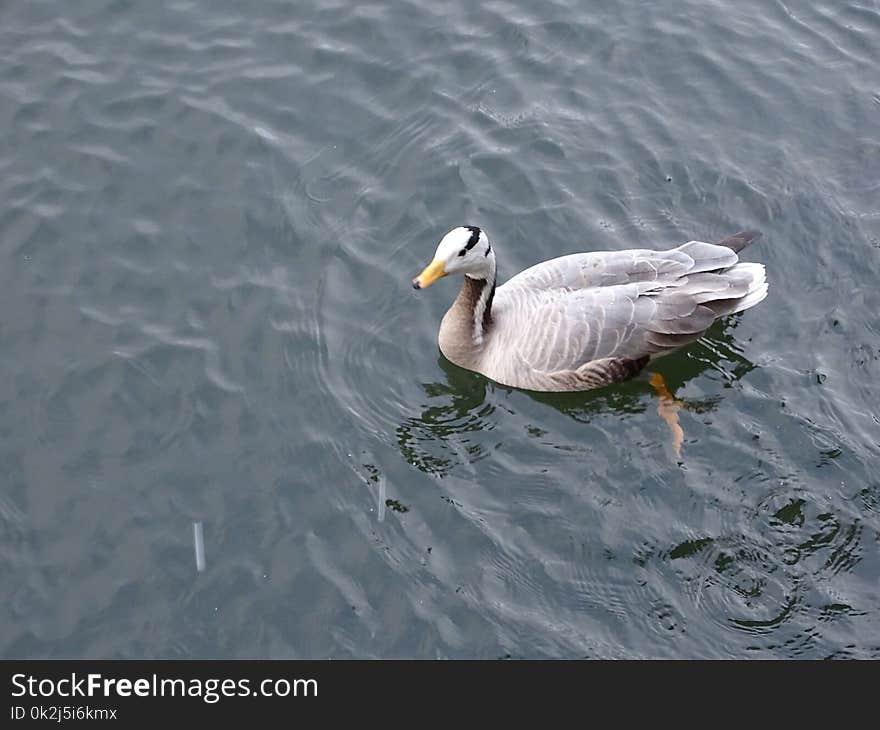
412, 226, 767, 393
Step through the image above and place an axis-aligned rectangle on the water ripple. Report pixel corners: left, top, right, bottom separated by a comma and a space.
1, 0, 879, 658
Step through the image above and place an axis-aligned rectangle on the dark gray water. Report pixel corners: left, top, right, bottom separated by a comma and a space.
2, 0, 879, 658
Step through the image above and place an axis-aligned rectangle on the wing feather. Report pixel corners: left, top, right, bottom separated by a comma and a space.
495, 240, 767, 375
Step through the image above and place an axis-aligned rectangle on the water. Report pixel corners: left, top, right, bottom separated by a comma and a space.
1, 0, 878, 659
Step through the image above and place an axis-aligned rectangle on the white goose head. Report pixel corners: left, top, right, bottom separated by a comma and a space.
412, 226, 494, 289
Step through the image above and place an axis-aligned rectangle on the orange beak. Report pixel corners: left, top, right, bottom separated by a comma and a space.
412, 258, 447, 289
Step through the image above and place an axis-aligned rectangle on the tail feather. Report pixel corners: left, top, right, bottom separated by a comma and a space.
715, 230, 763, 253
704, 262, 768, 316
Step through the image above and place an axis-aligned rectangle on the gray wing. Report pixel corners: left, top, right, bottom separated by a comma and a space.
498, 241, 766, 376
503, 242, 737, 291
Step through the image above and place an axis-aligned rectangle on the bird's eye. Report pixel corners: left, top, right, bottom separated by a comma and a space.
458, 248, 466, 257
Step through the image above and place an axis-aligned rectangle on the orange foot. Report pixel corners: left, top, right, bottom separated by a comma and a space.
649, 373, 684, 459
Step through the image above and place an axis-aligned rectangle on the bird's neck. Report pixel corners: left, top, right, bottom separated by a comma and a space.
440, 271, 495, 362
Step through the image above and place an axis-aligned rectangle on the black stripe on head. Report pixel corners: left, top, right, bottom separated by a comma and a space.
464, 226, 481, 251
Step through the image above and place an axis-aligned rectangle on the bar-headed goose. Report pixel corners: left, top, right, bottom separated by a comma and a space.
412, 226, 767, 392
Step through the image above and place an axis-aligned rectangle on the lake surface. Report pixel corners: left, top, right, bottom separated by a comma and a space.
2, 0, 878, 659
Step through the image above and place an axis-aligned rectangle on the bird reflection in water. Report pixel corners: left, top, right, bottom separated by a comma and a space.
398, 318, 756, 474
